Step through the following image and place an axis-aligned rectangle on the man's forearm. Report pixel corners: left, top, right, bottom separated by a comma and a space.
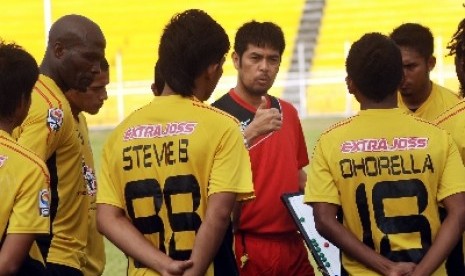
97, 204, 172, 273
412, 194, 465, 275
184, 193, 236, 275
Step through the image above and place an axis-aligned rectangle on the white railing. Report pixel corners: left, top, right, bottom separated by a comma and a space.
91, 38, 459, 128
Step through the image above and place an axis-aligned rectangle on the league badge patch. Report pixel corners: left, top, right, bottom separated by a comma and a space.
0, 155, 8, 168
38, 189, 50, 217
47, 108, 64, 131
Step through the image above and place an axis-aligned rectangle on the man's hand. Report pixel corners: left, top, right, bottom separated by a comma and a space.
161, 259, 194, 276
386, 262, 416, 276
244, 96, 282, 146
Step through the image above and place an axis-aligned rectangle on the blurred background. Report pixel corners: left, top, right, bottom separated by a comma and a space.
2, 0, 463, 127
2, 1, 464, 274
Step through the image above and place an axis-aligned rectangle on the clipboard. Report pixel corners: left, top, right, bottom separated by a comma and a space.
281, 192, 341, 276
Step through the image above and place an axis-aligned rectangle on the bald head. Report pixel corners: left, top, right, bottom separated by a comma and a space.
42, 14, 106, 93
48, 14, 105, 49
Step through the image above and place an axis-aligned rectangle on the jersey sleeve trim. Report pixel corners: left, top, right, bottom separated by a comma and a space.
304, 195, 340, 206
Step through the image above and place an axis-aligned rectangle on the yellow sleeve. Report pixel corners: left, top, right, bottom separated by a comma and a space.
304, 137, 341, 205
8, 160, 50, 234
437, 134, 465, 202
13, 96, 68, 161
96, 133, 125, 209
208, 122, 254, 201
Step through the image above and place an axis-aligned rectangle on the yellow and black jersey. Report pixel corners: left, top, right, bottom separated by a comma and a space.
76, 113, 105, 275
97, 95, 254, 276
0, 131, 50, 270
305, 108, 465, 276
13, 74, 88, 270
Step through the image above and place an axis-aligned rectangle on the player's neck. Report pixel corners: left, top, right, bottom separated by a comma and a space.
401, 81, 432, 110
0, 119, 16, 135
233, 86, 266, 109
360, 94, 397, 110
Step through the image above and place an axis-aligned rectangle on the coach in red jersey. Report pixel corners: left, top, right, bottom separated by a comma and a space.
213, 21, 315, 276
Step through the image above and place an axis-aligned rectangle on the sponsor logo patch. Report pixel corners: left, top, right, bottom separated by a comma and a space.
82, 160, 97, 196
341, 137, 429, 153
123, 122, 197, 141
47, 108, 64, 131
38, 189, 50, 217
0, 155, 7, 168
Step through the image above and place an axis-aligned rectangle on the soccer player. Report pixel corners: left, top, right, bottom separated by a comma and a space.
212, 21, 314, 275
305, 32, 465, 276
13, 14, 106, 275
64, 57, 109, 276
390, 23, 459, 121
392, 22, 465, 275
96, 9, 254, 276
434, 18, 465, 274
0, 42, 50, 275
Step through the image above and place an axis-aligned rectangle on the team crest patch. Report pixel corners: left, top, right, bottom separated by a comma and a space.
38, 189, 50, 217
0, 155, 7, 168
47, 108, 64, 131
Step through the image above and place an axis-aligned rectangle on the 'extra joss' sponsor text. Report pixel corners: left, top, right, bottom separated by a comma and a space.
341, 137, 428, 153
123, 122, 197, 141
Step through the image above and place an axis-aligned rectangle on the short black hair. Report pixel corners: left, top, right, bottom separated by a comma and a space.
0, 41, 39, 118
346, 33, 403, 102
158, 9, 230, 97
234, 21, 285, 57
390, 23, 434, 59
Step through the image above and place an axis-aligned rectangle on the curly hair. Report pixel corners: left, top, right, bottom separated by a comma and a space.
448, 18, 465, 97
448, 19, 465, 58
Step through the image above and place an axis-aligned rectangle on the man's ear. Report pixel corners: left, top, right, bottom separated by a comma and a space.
232, 51, 240, 69
206, 63, 220, 79
427, 55, 436, 71
345, 76, 356, 95
206, 56, 225, 80
53, 41, 65, 59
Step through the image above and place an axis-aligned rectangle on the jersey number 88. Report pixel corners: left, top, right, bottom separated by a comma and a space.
125, 174, 201, 267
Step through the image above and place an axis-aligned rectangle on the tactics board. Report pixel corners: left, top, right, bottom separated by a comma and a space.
281, 192, 341, 276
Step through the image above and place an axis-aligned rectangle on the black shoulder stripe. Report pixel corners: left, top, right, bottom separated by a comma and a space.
212, 93, 254, 123
268, 95, 281, 113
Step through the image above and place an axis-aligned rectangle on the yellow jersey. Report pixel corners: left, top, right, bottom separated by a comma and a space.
13, 74, 88, 270
97, 95, 254, 276
305, 108, 465, 276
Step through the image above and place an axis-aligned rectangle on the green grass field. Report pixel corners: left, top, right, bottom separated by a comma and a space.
89, 115, 345, 275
